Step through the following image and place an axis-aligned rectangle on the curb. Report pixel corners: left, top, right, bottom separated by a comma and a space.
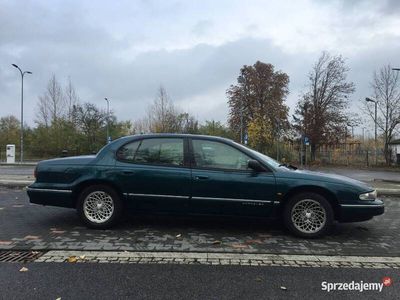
0, 181, 32, 188
33, 250, 400, 268
374, 179, 400, 184
1, 181, 400, 197
377, 189, 400, 197
0, 163, 37, 166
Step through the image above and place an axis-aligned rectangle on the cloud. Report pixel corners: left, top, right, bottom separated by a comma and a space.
0, 0, 399, 133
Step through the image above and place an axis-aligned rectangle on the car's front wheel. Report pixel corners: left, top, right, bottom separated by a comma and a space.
284, 192, 334, 238
77, 185, 122, 229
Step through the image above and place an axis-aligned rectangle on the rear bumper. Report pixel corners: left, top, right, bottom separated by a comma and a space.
27, 186, 75, 208
338, 199, 384, 222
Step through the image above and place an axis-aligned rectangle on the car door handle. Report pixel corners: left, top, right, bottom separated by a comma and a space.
194, 175, 209, 180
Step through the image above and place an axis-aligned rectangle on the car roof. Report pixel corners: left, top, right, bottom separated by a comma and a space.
117, 133, 234, 143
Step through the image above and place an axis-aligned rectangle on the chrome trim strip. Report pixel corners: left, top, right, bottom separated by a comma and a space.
191, 196, 272, 203
127, 193, 189, 199
27, 187, 72, 193
341, 204, 384, 208
123, 193, 272, 203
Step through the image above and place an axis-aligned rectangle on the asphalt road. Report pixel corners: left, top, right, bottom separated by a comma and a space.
0, 262, 398, 299
0, 165, 34, 176
0, 188, 398, 256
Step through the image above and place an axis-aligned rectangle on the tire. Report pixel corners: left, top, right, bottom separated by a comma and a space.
283, 192, 334, 238
77, 185, 122, 229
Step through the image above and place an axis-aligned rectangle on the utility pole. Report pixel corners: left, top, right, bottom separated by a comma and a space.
276, 117, 280, 161
362, 127, 365, 142
366, 97, 378, 165
104, 97, 110, 143
12, 64, 32, 163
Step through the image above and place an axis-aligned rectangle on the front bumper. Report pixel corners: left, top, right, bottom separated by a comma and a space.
338, 199, 384, 222
27, 186, 75, 208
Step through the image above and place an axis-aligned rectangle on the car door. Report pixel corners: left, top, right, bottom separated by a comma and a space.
189, 138, 276, 217
114, 137, 191, 214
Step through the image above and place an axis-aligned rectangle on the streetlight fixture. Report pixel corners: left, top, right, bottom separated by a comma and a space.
365, 97, 378, 165
12, 64, 32, 163
392, 68, 400, 71
104, 97, 110, 143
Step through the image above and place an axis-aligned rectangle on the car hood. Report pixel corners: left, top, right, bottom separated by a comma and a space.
280, 169, 373, 190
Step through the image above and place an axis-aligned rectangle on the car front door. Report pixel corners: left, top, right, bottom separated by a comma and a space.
114, 137, 191, 214
189, 139, 276, 217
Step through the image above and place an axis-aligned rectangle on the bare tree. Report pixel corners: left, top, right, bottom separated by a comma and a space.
293, 52, 355, 160
64, 77, 80, 121
148, 86, 180, 133
36, 75, 65, 126
72, 103, 107, 151
364, 65, 400, 164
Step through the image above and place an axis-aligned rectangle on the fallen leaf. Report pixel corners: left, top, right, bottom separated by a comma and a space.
67, 256, 78, 263
24, 235, 40, 240
176, 234, 181, 238
255, 277, 262, 282
56, 297, 61, 300
79, 255, 86, 260
19, 267, 28, 272
280, 286, 287, 291
212, 240, 222, 245
245, 239, 263, 244
51, 230, 66, 234
231, 243, 248, 249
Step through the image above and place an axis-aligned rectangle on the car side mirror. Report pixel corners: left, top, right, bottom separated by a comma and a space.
247, 160, 266, 172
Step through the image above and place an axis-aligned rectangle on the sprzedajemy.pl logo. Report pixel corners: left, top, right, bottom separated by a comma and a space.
321, 277, 392, 293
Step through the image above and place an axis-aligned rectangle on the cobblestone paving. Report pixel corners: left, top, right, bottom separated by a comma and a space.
35, 250, 400, 269
1, 188, 399, 256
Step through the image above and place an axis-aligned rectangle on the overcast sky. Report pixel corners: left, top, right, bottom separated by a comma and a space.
1, 0, 400, 132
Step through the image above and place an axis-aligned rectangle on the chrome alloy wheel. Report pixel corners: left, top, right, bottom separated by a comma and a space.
83, 191, 114, 224
291, 199, 326, 234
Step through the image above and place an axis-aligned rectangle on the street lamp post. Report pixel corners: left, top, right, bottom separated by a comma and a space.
104, 97, 110, 143
12, 64, 32, 163
365, 97, 378, 165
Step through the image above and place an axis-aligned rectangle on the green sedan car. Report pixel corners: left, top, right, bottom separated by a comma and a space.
27, 134, 384, 238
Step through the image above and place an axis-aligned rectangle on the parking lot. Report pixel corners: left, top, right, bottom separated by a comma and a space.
0, 187, 398, 256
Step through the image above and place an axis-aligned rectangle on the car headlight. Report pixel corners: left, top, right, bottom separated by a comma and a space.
359, 190, 377, 200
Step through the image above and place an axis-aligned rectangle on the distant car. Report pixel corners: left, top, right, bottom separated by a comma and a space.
27, 134, 384, 238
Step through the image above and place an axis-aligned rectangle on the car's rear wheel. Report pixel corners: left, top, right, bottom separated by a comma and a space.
284, 192, 334, 238
77, 185, 122, 229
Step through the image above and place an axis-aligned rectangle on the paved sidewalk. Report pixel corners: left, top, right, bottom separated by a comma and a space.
0, 188, 399, 256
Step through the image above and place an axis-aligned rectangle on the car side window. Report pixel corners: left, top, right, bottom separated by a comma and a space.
116, 140, 141, 161
118, 138, 184, 166
192, 140, 251, 170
